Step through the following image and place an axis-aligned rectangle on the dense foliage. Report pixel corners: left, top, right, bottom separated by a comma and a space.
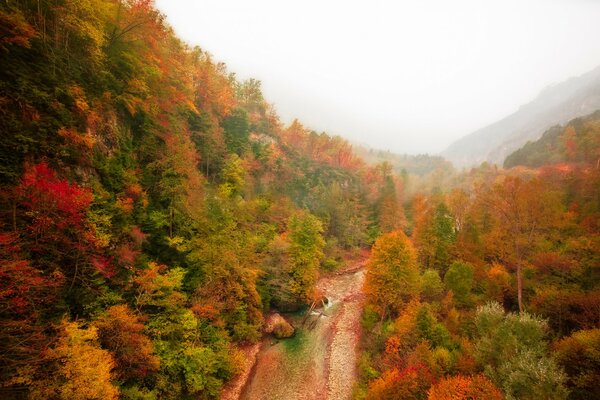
357, 128, 600, 399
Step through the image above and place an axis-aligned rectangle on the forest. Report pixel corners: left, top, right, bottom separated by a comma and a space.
0, 1, 598, 400
359, 118, 600, 399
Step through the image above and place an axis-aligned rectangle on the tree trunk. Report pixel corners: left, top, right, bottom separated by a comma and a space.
12, 200, 17, 232
517, 263, 523, 313
514, 241, 524, 313
169, 205, 173, 238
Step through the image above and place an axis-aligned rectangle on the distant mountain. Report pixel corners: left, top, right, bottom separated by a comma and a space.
504, 110, 600, 168
442, 66, 600, 167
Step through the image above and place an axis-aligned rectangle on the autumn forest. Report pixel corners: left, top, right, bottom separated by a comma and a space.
0, 1, 599, 400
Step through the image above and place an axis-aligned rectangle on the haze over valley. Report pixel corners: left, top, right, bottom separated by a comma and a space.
156, 0, 600, 157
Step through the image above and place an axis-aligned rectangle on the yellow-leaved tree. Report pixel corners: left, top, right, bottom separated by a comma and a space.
365, 230, 421, 320
29, 320, 119, 400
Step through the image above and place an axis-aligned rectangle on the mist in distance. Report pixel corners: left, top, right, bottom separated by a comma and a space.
155, 0, 600, 155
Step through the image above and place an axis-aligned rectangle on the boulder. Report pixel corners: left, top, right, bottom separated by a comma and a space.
264, 313, 295, 339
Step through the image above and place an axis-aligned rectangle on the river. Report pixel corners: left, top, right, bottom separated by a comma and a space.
225, 267, 365, 400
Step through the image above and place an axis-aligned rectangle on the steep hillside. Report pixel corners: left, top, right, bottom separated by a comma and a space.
504, 110, 600, 168
443, 66, 600, 167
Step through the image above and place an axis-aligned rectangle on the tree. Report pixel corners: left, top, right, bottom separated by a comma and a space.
368, 365, 434, 400
554, 328, 600, 400
474, 302, 568, 400
287, 212, 325, 305
222, 107, 250, 155
384, 300, 423, 366
444, 261, 474, 306
0, 6, 36, 51
219, 153, 246, 198
365, 231, 421, 319
184, 189, 265, 341
95, 304, 160, 380
148, 307, 238, 399
375, 162, 405, 233
155, 128, 205, 237
26, 320, 119, 400
133, 263, 240, 399
498, 350, 568, 400
16, 163, 95, 262
412, 198, 456, 272
233, 78, 265, 114
0, 227, 62, 373
430, 202, 456, 271
421, 269, 444, 302
427, 374, 502, 400
11, 163, 113, 317
415, 304, 455, 350
485, 263, 511, 304
133, 262, 187, 311
447, 188, 482, 263
482, 176, 565, 312
307, 182, 369, 248
189, 232, 263, 343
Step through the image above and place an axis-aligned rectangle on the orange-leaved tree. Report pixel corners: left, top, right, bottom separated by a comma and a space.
480, 176, 565, 312
368, 364, 435, 400
95, 304, 160, 380
427, 374, 502, 400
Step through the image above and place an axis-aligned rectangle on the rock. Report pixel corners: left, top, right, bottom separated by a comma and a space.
264, 313, 295, 338
273, 321, 295, 339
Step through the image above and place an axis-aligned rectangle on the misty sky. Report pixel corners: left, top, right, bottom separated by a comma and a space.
155, 0, 600, 154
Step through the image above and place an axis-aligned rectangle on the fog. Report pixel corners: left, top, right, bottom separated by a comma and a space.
155, 0, 600, 154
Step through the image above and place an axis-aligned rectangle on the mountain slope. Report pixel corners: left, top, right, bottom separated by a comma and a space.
504, 110, 600, 168
442, 66, 600, 167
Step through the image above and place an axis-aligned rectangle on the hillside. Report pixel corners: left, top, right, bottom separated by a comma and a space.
443, 66, 600, 167
0, 2, 405, 398
504, 110, 600, 168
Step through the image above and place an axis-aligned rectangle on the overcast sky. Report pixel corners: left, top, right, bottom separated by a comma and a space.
155, 0, 600, 154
